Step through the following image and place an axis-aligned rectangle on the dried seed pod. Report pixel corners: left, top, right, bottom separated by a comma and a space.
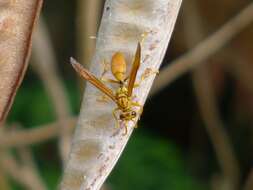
0, 0, 43, 125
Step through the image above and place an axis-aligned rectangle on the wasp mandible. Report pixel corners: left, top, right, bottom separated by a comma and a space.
71, 43, 152, 134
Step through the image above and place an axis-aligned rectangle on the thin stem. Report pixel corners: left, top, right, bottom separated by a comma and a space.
77, 0, 103, 68
32, 17, 73, 164
0, 117, 76, 148
182, 1, 240, 189
0, 151, 46, 190
243, 169, 253, 190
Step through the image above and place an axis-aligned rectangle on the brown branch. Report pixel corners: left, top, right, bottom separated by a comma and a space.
0, 117, 76, 148
243, 169, 253, 190
182, 1, 240, 189
0, 151, 46, 190
77, 0, 103, 68
193, 68, 240, 190
0, 0, 43, 125
0, 169, 10, 190
17, 147, 47, 190
32, 17, 73, 164
150, 2, 253, 96
226, 56, 253, 98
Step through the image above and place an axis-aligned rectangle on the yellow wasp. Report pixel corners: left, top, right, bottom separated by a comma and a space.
71, 43, 144, 135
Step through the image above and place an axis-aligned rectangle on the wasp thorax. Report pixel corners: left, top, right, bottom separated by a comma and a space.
115, 87, 130, 109
111, 52, 126, 82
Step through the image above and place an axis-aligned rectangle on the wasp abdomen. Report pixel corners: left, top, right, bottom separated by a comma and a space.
111, 52, 126, 82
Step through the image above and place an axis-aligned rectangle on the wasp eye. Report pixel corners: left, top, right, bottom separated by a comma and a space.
131, 111, 137, 116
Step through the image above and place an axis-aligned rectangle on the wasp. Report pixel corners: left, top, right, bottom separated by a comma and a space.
71, 43, 154, 135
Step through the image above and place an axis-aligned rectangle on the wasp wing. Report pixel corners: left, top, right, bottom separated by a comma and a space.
70, 57, 116, 102
127, 43, 141, 96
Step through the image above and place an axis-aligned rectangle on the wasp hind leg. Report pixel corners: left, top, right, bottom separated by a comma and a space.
100, 59, 110, 79
100, 60, 120, 84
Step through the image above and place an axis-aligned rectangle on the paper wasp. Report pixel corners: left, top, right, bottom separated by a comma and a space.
71, 43, 152, 135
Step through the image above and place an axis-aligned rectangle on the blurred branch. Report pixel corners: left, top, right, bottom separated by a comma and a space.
182, 1, 240, 190
243, 169, 253, 190
227, 56, 253, 98
32, 17, 73, 164
193, 69, 240, 190
0, 151, 46, 190
0, 170, 10, 190
18, 147, 47, 190
77, 0, 103, 68
150, 2, 253, 96
0, 117, 76, 148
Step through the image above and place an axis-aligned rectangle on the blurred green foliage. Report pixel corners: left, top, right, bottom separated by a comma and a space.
107, 131, 206, 190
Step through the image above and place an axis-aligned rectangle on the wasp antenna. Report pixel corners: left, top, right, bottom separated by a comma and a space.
70, 57, 78, 66
70, 57, 81, 68
70, 57, 83, 74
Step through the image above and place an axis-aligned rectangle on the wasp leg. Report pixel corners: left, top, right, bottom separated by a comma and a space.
100, 60, 121, 84
122, 121, 128, 136
113, 108, 120, 128
134, 68, 159, 88
101, 78, 120, 84
140, 31, 149, 45
130, 118, 139, 128
123, 76, 129, 82
132, 102, 143, 116
100, 59, 110, 78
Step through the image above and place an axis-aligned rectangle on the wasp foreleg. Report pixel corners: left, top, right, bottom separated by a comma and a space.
122, 121, 128, 136
132, 102, 143, 116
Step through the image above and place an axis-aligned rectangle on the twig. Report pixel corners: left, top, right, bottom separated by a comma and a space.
77, 0, 103, 68
226, 56, 253, 99
0, 151, 46, 190
0, 117, 76, 148
32, 17, 73, 164
243, 169, 253, 190
193, 68, 240, 190
182, 1, 240, 189
0, 0, 43, 125
0, 169, 10, 190
61, 0, 182, 189
17, 147, 47, 190
150, 2, 253, 96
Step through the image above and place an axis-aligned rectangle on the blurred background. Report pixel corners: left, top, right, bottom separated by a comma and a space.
2, 0, 253, 189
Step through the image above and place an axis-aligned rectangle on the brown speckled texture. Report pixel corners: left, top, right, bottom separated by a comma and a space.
0, 0, 43, 125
